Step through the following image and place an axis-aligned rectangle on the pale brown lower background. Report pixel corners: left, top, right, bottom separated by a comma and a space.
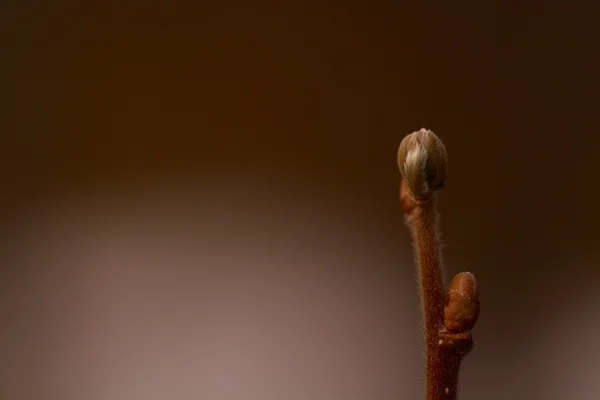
1, 1, 599, 399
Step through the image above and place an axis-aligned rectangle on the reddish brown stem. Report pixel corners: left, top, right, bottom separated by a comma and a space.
402, 180, 475, 400
398, 129, 478, 400
406, 196, 445, 338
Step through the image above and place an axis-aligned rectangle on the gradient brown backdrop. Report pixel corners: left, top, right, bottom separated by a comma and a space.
1, 1, 599, 399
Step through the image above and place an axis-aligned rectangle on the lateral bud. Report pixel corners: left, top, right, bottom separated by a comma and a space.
444, 272, 480, 333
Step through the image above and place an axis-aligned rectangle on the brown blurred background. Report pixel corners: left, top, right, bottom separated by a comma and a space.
1, 1, 599, 399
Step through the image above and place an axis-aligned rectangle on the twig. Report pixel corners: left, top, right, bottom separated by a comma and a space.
397, 129, 480, 400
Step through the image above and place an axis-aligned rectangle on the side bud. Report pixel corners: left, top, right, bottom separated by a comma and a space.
444, 272, 480, 333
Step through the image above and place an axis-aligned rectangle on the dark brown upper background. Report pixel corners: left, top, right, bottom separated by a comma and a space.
1, 1, 599, 399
